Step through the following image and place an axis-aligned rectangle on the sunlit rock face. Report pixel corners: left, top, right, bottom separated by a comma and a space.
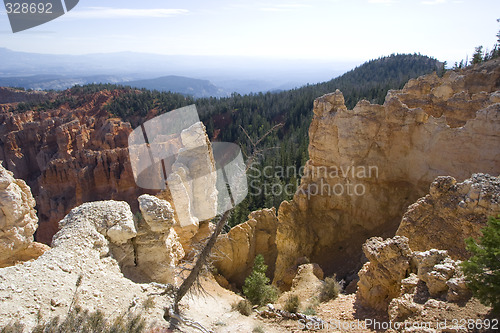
0, 164, 48, 268
273, 60, 500, 288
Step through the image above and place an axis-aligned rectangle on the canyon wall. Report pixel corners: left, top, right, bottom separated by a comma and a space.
0, 90, 152, 244
213, 207, 278, 287
273, 60, 500, 288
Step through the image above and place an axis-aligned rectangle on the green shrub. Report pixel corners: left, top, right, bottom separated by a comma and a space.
461, 216, 500, 312
232, 299, 253, 316
319, 276, 341, 302
243, 254, 279, 305
283, 294, 300, 313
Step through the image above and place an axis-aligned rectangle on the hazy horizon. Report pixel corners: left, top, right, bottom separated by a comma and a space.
1, 0, 499, 67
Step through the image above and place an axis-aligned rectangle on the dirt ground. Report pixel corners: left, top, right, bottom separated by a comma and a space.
175, 277, 496, 333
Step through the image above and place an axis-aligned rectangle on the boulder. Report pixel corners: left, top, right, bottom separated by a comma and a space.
357, 236, 474, 315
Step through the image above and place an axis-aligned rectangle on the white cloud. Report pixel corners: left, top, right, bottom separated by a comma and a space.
368, 0, 398, 3
259, 3, 312, 12
421, 0, 447, 5
68, 7, 189, 19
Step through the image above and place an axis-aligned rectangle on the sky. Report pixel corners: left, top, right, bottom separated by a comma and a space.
0, 0, 499, 66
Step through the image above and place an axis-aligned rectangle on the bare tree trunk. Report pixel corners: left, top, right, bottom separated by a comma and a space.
172, 210, 231, 313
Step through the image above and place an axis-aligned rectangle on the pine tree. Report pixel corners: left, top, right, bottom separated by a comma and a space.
461, 216, 500, 312
471, 46, 484, 65
242, 254, 278, 305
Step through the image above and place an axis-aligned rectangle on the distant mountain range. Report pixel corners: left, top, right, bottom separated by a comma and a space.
0, 47, 356, 96
0, 74, 133, 91
121, 76, 228, 98
0, 74, 229, 98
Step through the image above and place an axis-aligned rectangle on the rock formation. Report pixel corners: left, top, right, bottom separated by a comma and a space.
356, 236, 471, 314
356, 236, 412, 311
127, 194, 184, 285
214, 207, 278, 287
166, 122, 218, 251
0, 200, 175, 331
274, 60, 500, 288
397, 174, 500, 260
0, 90, 150, 244
277, 263, 324, 312
0, 164, 49, 268
356, 173, 499, 318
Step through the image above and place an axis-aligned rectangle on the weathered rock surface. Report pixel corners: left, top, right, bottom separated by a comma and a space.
166, 122, 218, 250
278, 257, 324, 292
214, 207, 278, 287
0, 200, 173, 331
0, 164, 48, 268
0, 90, 150, 244
397, 174, 500, 260
277, 263, 324, 311
128, 194, 184, 285
356, 236, 412, 311
357, 236, 471, 314
274, 60, 500, 287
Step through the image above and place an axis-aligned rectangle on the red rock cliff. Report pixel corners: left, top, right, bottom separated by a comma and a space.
0, 89, 152, 244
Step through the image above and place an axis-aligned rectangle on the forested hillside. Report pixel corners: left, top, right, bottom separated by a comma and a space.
10, 53, 442, 228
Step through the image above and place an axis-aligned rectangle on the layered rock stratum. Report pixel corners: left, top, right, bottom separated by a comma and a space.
273, 60, 500, 288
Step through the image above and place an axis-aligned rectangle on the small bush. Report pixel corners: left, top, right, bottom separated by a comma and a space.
28, 306, 145, 333
253, 325, 265, 333
283, 294, 300, 313
0, 322, 24, 333
461, 215, 500, 312
243, 254, 279, 305
302, 306, 317, 316
319, 276, 341, 302
232, 299, 253, 316
142, 296, 155, 310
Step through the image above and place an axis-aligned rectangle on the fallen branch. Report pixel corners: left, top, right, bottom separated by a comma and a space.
166, 306, 214, 333
257, 304, 325, 327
